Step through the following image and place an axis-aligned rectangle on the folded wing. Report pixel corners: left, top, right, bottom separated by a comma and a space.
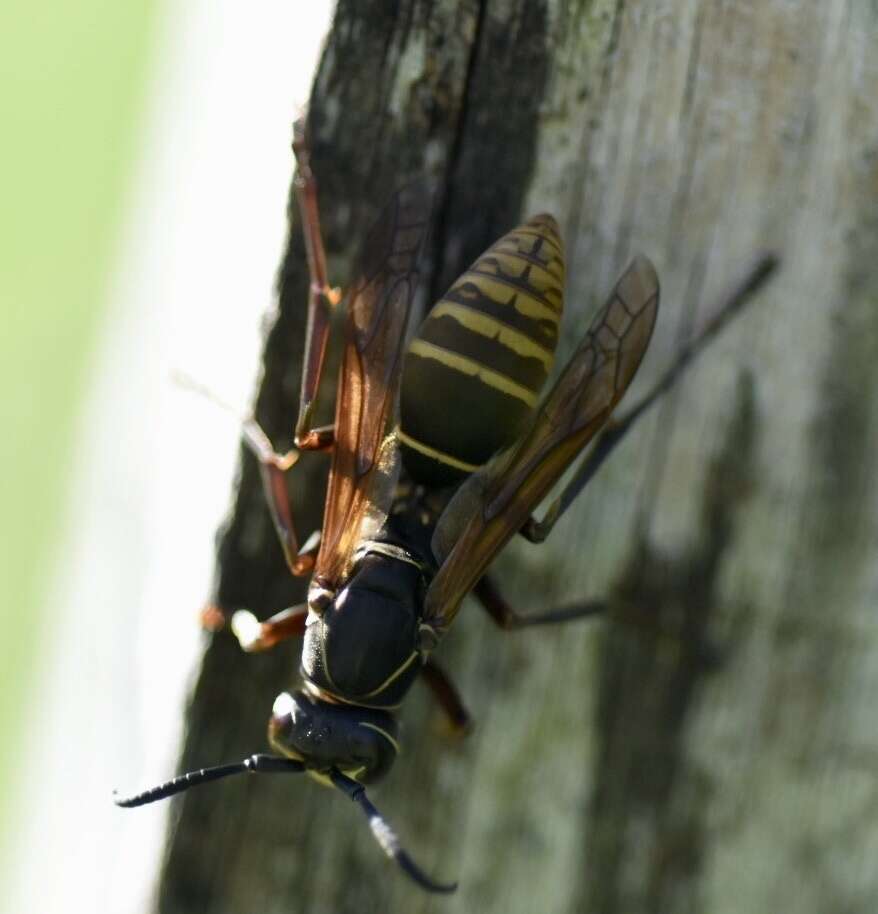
425, 256, 659, 634
314, 183, 433, 591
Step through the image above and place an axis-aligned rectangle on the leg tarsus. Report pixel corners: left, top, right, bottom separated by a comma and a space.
474, 576, 608, 630
231, 603, 309, 652
294, 423, 335, 452
240, 418, 318, 577
199, 603, 227, 633
517, 255, 779, 544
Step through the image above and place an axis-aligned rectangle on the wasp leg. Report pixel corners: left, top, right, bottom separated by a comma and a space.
229, 602, 309, 652
420, 659, 472, 736
199, 603, 228, 632
474, 575, 608, 630
521, 254, 779, 545
292, 115, 343, 449
240, 418, 323, 576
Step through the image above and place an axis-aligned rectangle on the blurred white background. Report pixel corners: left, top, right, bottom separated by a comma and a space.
2, 3, 332, 912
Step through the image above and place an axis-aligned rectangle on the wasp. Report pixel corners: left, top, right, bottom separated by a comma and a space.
115, 118, 777, 893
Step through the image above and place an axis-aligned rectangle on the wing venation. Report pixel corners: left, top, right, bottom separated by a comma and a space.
314, 183, 433, 590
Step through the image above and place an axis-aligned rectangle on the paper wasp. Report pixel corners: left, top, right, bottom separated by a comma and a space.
114, 117, 777, 893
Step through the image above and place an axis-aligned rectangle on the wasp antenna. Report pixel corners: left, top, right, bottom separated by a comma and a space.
113, 754, 305, 807
171, 370, 245, 420
329, 769, 457, 894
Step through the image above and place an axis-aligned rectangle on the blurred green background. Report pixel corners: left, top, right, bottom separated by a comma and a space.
0, 5, 332, 909
0, 0, 160, 858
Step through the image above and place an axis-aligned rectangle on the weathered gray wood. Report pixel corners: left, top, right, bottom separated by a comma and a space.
155, 2, 878, 913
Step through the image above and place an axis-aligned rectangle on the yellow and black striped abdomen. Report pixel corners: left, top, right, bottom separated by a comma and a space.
399, 214, 564, 487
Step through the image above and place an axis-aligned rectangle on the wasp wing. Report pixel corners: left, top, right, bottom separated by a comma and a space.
314, 182, 432, 590
424, 256, 659, 634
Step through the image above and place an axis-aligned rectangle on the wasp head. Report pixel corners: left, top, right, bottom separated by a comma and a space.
268, 689, 398, 784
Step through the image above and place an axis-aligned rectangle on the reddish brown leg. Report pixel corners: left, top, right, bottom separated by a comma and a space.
420, 659, 472, 736
520, 254, 779, 545
199, 603, 228, 633
168, 394, 328, 579
230, 603, 309, 652
240, 419, 322, 577
226, 118, 349, 576
474, 575, 608, 630
291, 116, 343, 447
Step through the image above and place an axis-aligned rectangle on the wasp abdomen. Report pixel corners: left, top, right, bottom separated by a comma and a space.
400, 215, 565, 487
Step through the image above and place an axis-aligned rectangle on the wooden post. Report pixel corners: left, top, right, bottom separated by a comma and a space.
156, 3, 878, 912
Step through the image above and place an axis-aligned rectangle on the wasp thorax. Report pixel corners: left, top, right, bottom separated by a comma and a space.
301, 554, 424, 706
268, 690, 399, 784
